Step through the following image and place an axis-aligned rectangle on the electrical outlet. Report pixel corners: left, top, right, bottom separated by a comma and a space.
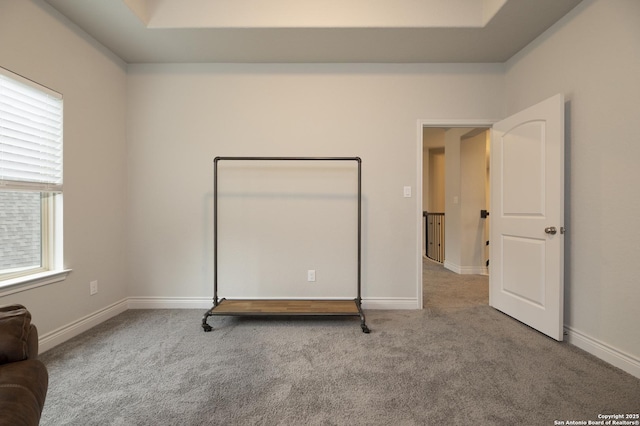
90, 280, 98, 295
403, 186, 412, 198
307, 270, 316, 282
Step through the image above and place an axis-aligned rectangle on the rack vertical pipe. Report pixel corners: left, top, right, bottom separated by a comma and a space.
357, 157, 362, 303
213, 157, 219, 305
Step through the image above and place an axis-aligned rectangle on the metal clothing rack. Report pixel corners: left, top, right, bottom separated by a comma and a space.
201, 156, 370, 333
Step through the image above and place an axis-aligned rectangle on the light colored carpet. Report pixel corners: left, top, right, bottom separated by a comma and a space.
422, 257, 488, 312
38, 260, 640, 425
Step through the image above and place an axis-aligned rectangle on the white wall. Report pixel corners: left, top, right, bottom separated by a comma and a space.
145, 0, 485, 28
0, 1, 129, 344
422, 127, 446, 213
441, 129, 488, 274
460, 131, 488, 273
442, 128, 466, 271
126, 64, 504, 308
428, 148, 445, 213
505, 0, 640, 372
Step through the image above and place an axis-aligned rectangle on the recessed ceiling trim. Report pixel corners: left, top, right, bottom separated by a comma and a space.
483, 0, 508, 25
138, 0, 499, 29
123, 0, 151, 25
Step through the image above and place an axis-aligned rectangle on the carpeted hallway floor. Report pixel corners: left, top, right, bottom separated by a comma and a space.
422, 257, 488, 312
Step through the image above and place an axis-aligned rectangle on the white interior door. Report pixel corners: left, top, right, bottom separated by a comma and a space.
490, 94, 565, 341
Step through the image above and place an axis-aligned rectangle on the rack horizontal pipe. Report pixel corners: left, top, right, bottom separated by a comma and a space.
214, 156, 361, 162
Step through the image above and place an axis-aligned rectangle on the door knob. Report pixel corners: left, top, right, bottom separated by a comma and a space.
544, 226, 557, 235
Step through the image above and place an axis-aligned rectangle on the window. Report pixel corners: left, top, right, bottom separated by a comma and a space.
0, 67, 64, 288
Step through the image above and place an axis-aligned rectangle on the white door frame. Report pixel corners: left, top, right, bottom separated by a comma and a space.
415, 119, 498, 309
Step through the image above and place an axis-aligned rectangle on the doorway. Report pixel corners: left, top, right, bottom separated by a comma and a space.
417, 95, 565, 340
416, 120, 495, 309
422, 126, 490, 273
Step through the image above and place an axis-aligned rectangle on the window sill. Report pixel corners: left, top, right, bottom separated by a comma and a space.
0, 269, 71, 297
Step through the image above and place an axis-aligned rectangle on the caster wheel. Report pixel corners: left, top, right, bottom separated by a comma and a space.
202, 324, 212, 332
361, 325, 371, 334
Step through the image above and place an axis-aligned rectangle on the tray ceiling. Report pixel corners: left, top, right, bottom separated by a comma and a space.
43, 0, 583, 63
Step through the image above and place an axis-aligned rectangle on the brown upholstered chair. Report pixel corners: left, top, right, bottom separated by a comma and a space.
0, 304, 48, 426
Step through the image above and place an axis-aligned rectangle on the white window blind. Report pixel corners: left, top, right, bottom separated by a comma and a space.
0, 68, 63, 192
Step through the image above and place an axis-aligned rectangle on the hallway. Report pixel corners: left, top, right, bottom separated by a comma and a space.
422, 258, 488, 312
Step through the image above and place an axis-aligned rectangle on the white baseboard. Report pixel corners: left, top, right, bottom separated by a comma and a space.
443, 261, 487, 275
443, 260, 460, 273
459, 266, 488, 275
38, 299, 129, 353
565, 325, 640, 379
362, 297, 419, 310
127, 296, 212, 309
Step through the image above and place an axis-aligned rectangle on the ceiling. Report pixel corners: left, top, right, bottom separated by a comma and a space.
43, 0, 583, 63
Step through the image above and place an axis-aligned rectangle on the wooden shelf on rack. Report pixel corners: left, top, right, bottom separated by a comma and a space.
208, 299, 360, 316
